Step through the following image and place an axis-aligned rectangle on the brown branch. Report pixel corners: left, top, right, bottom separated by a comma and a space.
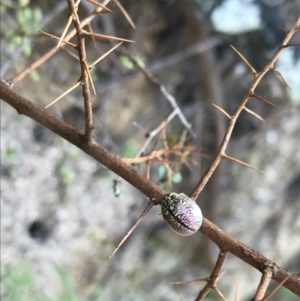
253, 265, 273, 301
261, 275, 291, 301
8, 0, 112, 87
0, 81, 165, 201
195, 250, 228, 301
190, 16, 300, 200
67, 0, 94, 142
1, 81, 300, 296
200, 218, 300, 296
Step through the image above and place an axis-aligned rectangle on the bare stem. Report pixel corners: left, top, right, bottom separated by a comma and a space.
194, 250, 227, 301
8, 0, 112, 87
190, 16, 300, 200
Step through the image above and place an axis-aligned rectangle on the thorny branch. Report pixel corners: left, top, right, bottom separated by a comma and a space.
1, 5, 300, 299
8, 0, 112, 87
195, 250, 228, 301
1, 81, 300, 295
253, 265, 273, 301
189, 16, 300, 200
67, 0, 94, 142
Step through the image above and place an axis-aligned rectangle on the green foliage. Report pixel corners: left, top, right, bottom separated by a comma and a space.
3, 146, 20, 167
121, 143, 136, 157
158, 165, 183, 188
55, 165, 76, 186
1, 263, 34, 301
119, 55, 134, 69
52, 265, 77, 301
1, 262, 102, 301
1, 1, 43, 57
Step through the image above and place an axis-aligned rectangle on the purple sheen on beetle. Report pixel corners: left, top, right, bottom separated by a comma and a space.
161, 192, 203, 236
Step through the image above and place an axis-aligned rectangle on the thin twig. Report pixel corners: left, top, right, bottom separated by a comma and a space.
190, 16, 300, 200
195, 250, 228, 301
253, 265, 273, 301
261, 275, 291, 301
67, 0, 94, 142
135, 110, 177, 157
9, 0, 112, 87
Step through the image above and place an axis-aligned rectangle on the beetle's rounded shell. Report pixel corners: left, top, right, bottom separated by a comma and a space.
161, 192, 203, 236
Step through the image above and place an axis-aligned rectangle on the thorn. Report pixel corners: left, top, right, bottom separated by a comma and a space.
109, 202, 154, 259
261, 275, 290, 301
230, 45, 257, 74
87, 23, 97, 50
278, 27, 288, 34
41, 31, 76, 47
114, 0, 136, 29
282, 43, 300, 48
272, 68, 291, 89
171, 278, 207, 285
63, 48, 80, 61
223, 154, 263, 173
84, 31, 135, 43
89, 42, 123, 68
214, 287, 228, 301
212, 103, 231, 120
86, 0, 113, 13
57, 15, 73, 48
83, 60, 96, 95
251, 93, 279, 109
234, 280, 240, 301
45, 82, 81, 109
244, 106, 265, 122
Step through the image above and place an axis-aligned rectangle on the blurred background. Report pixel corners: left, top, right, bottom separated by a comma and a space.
1, 0, 300, 300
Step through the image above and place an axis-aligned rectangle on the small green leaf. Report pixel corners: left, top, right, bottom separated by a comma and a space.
22, 36, 31, 55
33, 7, 43, 22
29, 70, 40, 82
158, 165, 166, 178
23, 7, 32, 21
119, 55, 134, 69
5, 29, 15, 39
122, 143, 136, 157
18, 0, 30, 7
172, 172, 182, 184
